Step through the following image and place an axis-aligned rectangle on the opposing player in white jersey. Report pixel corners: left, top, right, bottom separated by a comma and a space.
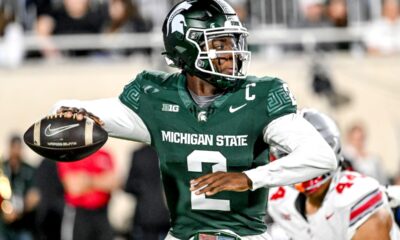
268, 109, 400, 240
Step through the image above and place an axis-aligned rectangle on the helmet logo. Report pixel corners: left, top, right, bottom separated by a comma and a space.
166, 2, 191, 35
170, 14, 186, 35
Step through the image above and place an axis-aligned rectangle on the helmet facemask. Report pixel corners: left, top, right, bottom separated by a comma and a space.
186, 25, 251, 88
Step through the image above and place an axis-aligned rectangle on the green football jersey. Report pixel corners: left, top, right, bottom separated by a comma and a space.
119, 70, 296, 239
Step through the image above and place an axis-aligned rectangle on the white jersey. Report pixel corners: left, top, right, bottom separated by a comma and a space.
268, 171, 400, 240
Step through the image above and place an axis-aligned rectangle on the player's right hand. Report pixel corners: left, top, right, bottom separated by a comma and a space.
56, 106, 104, 126
190, 172, 252, 196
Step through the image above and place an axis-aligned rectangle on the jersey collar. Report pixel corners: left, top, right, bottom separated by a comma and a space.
177, 73, 234, 109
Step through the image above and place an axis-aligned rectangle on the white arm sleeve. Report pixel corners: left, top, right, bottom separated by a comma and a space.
50, 98, 151, 144
244, 113, 337, 190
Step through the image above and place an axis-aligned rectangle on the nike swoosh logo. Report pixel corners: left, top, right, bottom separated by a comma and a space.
229, 104, 247, 113
44, 123, 80, 137
325, 212, 334, 220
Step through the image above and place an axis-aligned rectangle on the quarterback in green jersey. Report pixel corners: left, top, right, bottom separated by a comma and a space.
52, 0, 337, 239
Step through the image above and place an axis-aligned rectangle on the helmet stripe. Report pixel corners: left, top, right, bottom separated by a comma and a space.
213, 0, 236, 14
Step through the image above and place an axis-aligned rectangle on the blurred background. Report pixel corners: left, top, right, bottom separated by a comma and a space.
1, 0, 400, 239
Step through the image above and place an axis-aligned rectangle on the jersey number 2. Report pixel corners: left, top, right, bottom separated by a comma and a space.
187, 150, 231, 211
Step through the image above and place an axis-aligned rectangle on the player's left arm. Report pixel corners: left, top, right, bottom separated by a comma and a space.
245, 79, 336, 189
191, 80, 337, 195
191, 113, 337, 195
352, 208, 392, 240
244, 113, 337, 189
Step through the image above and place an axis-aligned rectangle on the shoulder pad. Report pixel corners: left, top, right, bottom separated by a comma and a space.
265, 78, 297, 118
138, 70, 173, 84
243, 76, 297, 119
245, 75, 277, 83
119, 70, 172, 111
332, 171, 381, 209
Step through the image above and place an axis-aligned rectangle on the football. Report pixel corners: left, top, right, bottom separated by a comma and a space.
23, 115, 108, 162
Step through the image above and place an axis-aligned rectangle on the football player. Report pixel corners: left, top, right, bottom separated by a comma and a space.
49, 0, 337, 239
268, 109, 400, 240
